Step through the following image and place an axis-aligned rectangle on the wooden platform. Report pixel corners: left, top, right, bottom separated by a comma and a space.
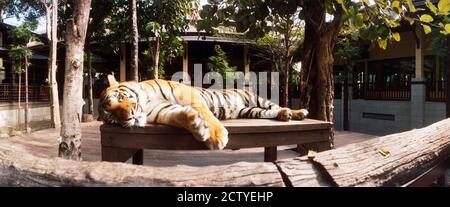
100, 119, 333, 163
0, 121, 376, 167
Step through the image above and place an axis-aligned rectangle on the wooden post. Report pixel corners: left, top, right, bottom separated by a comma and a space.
182, 41, 189, 83
119, 43, 126, 82
244, 44, 250, 83
415, 24, 424, 79
264, 146, 277, 162
132, 149, 144, 165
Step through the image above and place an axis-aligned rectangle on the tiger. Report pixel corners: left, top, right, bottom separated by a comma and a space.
98, 75, 309, 150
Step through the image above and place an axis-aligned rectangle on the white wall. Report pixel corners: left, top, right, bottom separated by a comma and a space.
0, 105, 51, 129
333, 98, 447, 136
424, 102, 446, 126
333, 99, 343, 130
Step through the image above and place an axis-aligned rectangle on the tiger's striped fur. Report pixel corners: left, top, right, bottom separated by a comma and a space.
98, 76, 308, 150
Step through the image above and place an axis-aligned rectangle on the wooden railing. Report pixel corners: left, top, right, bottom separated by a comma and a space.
353, 82, 410, 101
0, 84, 50, 102
0, 117, 449, 186
426, 80, 446, 102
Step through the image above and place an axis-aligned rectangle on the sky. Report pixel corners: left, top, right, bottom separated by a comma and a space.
3, 15, 46, 34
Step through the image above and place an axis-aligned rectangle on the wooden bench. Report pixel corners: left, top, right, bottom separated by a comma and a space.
100, 119, 333, 165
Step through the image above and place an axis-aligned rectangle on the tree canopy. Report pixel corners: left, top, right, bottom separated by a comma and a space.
197, 0, 450, 122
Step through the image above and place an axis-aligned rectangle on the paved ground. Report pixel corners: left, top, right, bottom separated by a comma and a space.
0, 121, 377, 167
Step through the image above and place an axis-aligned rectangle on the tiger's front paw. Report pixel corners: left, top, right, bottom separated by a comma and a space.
292, 109, 308, 120
204, 123, 228, 150
186, 111, 211, 142
277, 108, 292, 121
185, 111, 228, 150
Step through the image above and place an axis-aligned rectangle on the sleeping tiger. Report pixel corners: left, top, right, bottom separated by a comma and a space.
98, 75, 308, 150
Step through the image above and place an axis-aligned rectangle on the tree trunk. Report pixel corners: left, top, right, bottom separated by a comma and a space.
152, 37, 160, 79
49, 0, 61, 129
59, 0, 92, 160
43, 0, 61, 129
300, 2, 342, 123
281, 30, 291, 108
281, 61, 289, 107
298, 2, 342, 152
130, 0, 139, 81
86, 47, 94, 114
446, 36, 450, 118
17, 69, 21, 130
24, 57, 29, 133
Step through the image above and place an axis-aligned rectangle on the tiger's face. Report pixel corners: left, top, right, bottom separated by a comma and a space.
98, 77, 147, 127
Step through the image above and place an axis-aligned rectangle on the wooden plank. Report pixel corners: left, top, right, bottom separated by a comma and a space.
403, 157, 450, 187
0, 147, 285, 187
101, 130, 330, 150
100, 119, 333, 135
312, 118, 450, 187
275, 158, 330, 187
264, 146, 277, 162
0, 119, 449, 186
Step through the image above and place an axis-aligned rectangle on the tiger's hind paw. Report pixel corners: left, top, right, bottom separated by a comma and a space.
276, 108, 292, 121
292, 109, 308, 120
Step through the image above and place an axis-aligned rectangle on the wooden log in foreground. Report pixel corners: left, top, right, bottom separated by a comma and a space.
0, 118, 449, 186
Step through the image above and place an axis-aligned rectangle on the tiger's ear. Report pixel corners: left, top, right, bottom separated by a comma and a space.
107, 74, 119, 87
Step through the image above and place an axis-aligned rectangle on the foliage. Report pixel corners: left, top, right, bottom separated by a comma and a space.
9, 46, 33, 74
207, 45, 237, 81
199, 0, 450, 51
334, 31, 361, 66
139, 0, 196, 73
431, 33, 450, 60
254, 10, 303, 84
8, 20, 37, 74
100, 0, 196, 75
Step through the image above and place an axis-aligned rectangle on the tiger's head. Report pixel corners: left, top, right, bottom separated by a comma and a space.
98, 75, 147, 127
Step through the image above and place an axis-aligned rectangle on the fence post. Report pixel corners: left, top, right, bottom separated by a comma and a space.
411, 77, 426, 129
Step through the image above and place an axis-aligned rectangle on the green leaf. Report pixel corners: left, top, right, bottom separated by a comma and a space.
423, 24, 432, 34
420, 14, 434, 23
426, 0, 438, 14
354, 13, 364, 28
336, 0, 344, 5
405, 17, 415, 25
406, 0, 417, 12
438, 0, 450, 14
392, 32, 401, 41
392, 1, 403, 13
444, 24, 450, 34
378, 39, 387, 50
